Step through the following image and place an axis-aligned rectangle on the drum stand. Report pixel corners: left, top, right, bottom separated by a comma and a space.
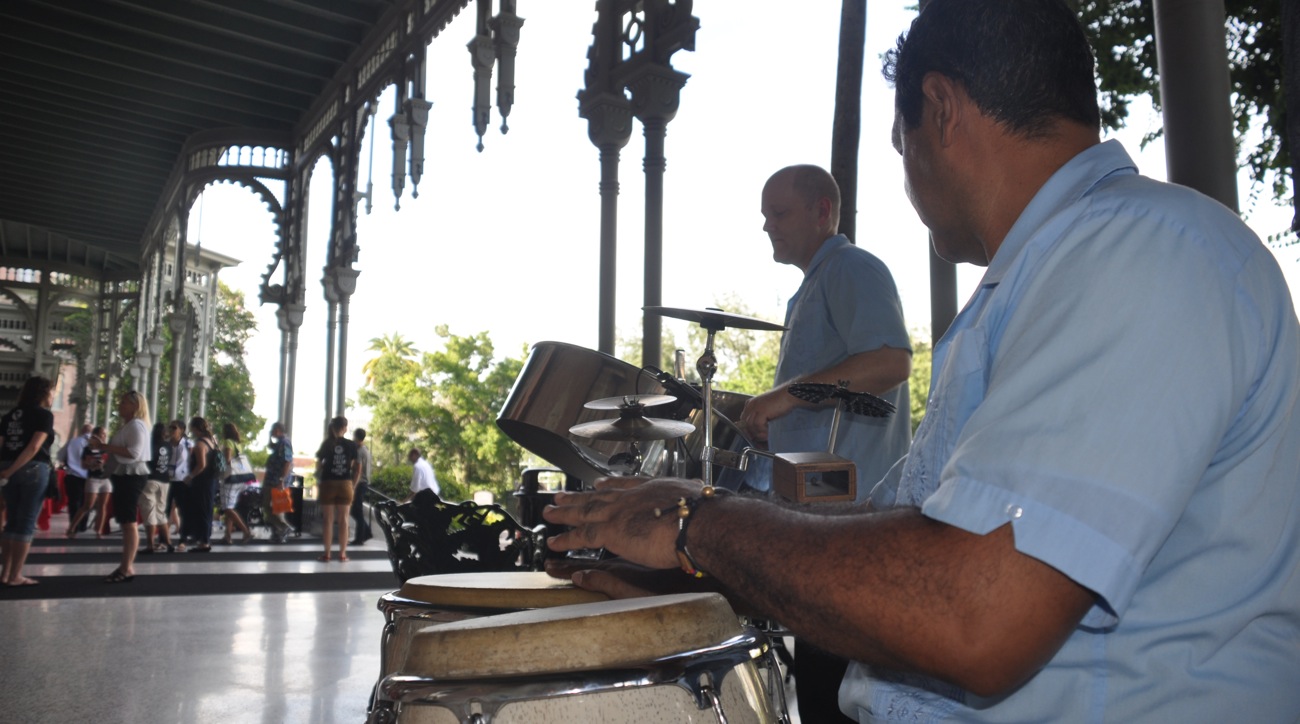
695, 326, 720, 486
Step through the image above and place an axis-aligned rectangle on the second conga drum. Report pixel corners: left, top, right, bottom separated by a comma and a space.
377, 571, 609, 688
377, 592, 781, 723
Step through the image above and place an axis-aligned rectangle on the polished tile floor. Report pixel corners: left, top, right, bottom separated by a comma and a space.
4, 511, 806, 723
1, 513, 392, 724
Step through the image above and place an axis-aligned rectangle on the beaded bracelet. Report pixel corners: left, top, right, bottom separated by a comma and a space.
654, 485, 726, 578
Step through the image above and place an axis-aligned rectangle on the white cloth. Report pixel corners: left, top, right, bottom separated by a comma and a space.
108, 418, 150, 475
64, 432, 91, 478
410, 457, 439, 496
170, 437, 193, 482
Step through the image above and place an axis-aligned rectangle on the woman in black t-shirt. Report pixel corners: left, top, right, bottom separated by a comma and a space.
0, 376, 55, 586
313, 416, 360, 562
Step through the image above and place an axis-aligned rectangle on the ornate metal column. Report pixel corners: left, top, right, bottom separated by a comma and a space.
580, 2, 635, 355
147, 336, 165, 419
581, 0, 697, 366
469, 0, 524, 152
167, 309, 187, 421
322, 271, 339, 427
276, 303, 305, 434
492, 0, 523, 135
327, 266, 361, 417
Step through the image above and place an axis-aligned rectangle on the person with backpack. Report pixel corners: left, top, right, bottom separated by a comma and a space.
180, 416, 222, 554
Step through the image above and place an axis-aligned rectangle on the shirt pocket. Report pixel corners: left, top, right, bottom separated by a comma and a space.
897, 328, 989, 507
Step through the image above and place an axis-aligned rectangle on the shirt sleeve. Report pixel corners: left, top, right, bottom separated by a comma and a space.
921, 204, 1264, 624
824, 247, 912, 356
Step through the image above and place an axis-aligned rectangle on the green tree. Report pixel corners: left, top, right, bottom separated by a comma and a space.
204, 283, 266, 438
419, 327, 527, 500
908, 333, 933, 434
362, 332, 417, 386
1081, 1, 1293, 236
357, 328, 527, 502
70, 282, 263, 434
356, 333, 425, 467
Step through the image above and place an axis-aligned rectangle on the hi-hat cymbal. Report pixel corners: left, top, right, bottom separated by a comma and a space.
583, 394, 677, 411
644, 306, 786, 332
570, 416, 696, 441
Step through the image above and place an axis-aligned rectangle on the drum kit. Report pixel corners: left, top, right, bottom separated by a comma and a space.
369, 305, 897, 723
495, 306, 787, 495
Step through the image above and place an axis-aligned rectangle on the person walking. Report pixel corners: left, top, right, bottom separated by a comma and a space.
261, 422, 294, 543
314, 416, 360, 562
402, 448, 439, 502
0, 375, 56, 586
99, 390, 151, 583
349, 428, 373, 545
217, 422, 254, 545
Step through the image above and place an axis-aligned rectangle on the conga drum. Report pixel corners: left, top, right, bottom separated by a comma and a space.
376, 571, 609, 690
374, 592, 784, 724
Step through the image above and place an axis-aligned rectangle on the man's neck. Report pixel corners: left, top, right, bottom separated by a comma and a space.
797, 231, 839, 273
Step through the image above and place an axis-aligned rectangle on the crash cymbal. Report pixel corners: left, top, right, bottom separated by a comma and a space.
583, 394, 677, 411
788, 382, 896, 418
643, 306, 786, 332
570, 416, 696, 442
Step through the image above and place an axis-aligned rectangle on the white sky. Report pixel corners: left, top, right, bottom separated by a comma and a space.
190, 2, 1299, 446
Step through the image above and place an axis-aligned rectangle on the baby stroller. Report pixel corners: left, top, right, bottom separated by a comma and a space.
234, 484, 263, 529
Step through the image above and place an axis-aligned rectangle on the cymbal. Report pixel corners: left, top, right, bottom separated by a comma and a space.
788, 382, 896, 418
644, 306, 786, 332
583, 394, 677, 411
570, 416, 696, 441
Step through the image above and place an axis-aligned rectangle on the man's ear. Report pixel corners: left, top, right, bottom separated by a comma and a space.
816, 196, 834, 227
921, 72, 963, 147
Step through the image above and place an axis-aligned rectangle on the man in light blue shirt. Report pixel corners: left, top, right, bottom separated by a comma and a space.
737, 164, 912, 722
61, 424, 92, 534
738, 165, 912, 495
543, 1, 1300, 721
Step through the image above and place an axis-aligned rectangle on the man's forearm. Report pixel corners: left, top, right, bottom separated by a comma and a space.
689, 497, 1093, 696
792, 346, 911, 398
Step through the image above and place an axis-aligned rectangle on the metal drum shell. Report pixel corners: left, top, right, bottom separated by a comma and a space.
378, 592, 782, 724
496, 341, 671, 483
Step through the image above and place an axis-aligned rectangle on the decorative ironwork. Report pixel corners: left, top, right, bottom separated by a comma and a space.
374, 489, 547, 584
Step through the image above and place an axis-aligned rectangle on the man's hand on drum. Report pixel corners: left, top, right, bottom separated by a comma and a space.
544, 476, 702, 571
544, 557, 688, 599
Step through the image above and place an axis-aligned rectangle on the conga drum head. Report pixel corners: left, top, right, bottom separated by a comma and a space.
405, 592, 743, 680
397, 571, 608, 613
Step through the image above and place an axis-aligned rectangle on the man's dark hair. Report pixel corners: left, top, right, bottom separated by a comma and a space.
353, 428, 366, 442
883, 0, 1100, 138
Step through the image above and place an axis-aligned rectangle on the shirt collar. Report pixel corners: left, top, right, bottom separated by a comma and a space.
981, 140, 1138, 287
804, 233, 850, 276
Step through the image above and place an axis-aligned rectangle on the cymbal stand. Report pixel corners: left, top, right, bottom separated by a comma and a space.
826, 399, 846, 454
695, 327, 719, 486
